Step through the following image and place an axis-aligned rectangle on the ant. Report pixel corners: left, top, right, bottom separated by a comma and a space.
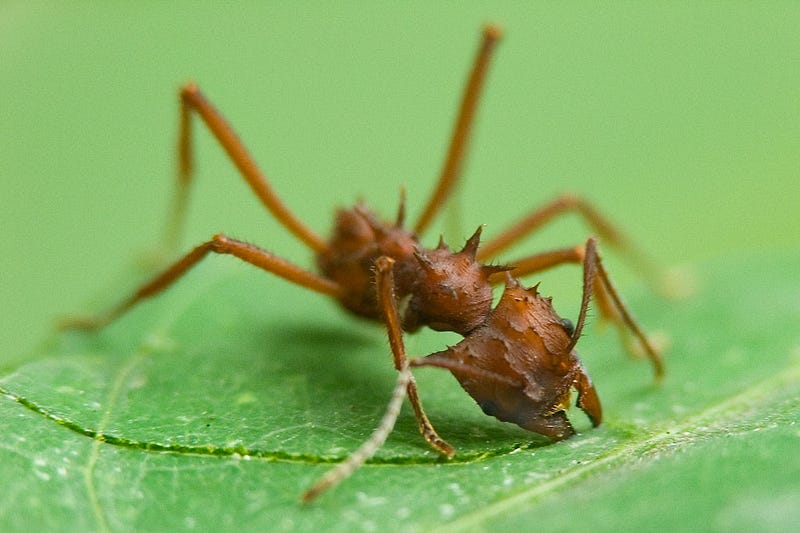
64, 26, 663, 502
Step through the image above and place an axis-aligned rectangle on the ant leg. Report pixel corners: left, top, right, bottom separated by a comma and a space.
374, 256, 456, 457
61, 234, 341, 330
165, 83, 327, 252
413, 25, 502, 235
477, 194, 658, 281
488, 246, 583, 284
501, 239, 664, 379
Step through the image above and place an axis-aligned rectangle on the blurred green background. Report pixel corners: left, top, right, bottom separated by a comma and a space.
2, 3, 799, 531
2, 3, 798, 360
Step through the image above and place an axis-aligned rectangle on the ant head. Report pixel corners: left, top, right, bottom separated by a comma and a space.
492, 278, 577, 355
419, 276, 596, 441
407, 227, 510, 335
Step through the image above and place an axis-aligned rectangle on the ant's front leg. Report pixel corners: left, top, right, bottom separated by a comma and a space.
61, 234, 341, 330
374, 256, 456, 458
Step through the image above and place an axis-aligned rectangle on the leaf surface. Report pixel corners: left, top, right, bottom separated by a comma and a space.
2, 251, 798, 532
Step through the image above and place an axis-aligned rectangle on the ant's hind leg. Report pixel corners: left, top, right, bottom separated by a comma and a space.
374, 256, 456, 458
61, 234, 342, 330
165, 83, 327, 253
413, 26, 502, 235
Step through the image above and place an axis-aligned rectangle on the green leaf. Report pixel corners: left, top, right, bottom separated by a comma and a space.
4, 4, 799, 532
1, 251, 798, 531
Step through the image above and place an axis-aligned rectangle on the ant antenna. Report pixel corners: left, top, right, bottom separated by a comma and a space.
302, 363, 413, 503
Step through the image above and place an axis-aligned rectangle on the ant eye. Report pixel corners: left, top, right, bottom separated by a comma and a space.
479, 400, 498, 417
561, 318, 575, 336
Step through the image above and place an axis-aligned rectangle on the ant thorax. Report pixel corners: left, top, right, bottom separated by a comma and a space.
399, 232, 506, 335
316, 205, 505, 336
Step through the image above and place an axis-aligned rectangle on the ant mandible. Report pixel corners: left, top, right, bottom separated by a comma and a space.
65, 26, 664, 502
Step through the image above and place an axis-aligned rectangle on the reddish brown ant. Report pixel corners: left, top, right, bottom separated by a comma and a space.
64, 26, 663, 502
